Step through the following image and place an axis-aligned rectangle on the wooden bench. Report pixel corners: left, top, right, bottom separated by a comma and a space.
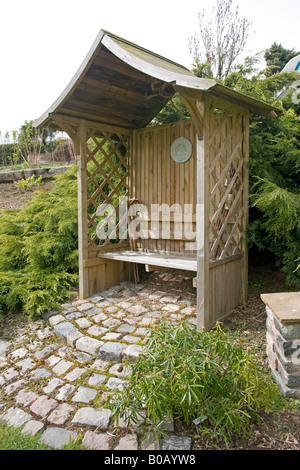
98, 250, 197, 272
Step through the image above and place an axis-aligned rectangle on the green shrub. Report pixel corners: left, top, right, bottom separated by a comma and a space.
109, 321, 284, 445
15, 175, 43, 191
0, 164, 78, 318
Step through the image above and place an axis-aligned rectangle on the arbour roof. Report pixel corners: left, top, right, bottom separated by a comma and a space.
33, 30, 282, 130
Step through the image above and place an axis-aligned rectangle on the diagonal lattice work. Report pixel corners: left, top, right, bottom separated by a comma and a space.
85, 126, 130, 247
207, 103, 246, 261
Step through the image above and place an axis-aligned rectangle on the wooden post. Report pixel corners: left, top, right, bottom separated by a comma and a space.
78, 119, 89, 299
196, 98, 210, 330
242, 111, 250, 304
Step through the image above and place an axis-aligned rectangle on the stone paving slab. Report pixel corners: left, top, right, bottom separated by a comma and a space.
0, 275, 197, 450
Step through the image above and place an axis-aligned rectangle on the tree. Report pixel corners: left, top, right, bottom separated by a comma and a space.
189, 0, 251, 79
264, 42, 300, 76
224, 60, 300, 286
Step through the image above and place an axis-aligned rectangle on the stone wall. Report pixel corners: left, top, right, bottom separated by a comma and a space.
0, 166, 71, 183
262, 292, 300, 399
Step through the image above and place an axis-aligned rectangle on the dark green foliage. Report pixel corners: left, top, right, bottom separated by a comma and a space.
264, 42, 300, 76
150, 97, 190, 126
0, 164, 78, 318
223, 55, 300, 287
109, 321, 284, 444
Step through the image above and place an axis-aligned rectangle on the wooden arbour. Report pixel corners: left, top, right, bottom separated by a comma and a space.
34, 30, 282, 329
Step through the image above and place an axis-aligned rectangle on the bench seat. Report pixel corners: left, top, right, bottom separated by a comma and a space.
98, 250, 197, 272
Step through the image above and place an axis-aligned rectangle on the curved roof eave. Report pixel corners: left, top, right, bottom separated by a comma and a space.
33, 30, 283, 130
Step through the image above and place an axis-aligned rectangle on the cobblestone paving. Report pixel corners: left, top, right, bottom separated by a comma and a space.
0, 274, 197, 450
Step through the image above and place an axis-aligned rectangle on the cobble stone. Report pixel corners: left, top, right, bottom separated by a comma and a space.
115, 434, 138, 450
30, 395, 58, 418
76, 336, 104, 355
65, 366, 86, 382
88, 373, 107, 387
3, 367, 19, 382
31, 368, 52, 380
39, 427, 78, 449
43, 378, 64, 394
84, 307, 103, 317
67, 330, 84, 347
21, 420, 45, 436
10, 348, 28, 360
122, 344, 144, 361
33, 344, 59, 360
102, 318, 121, 329
52, 359, 74, 376
45, 355, 60, 367
72, 386, 98, 403
16, 389, 39, 407
99, 342, 126, 362
77, 302, 94, 311
123, 335, 141, 343
0, 407, 32, 428
162, 436, 192, 450
106, 377, 128, 391
127, 305, 147, 315
87, 325, 108, 337
71, 406, 111, 429
116, 323, 136, 334
82, 430, 111, 450
140, 433, 160, 450
55, 384, 76, 401
47, 403, 75, 425
75, 317, 92, 329
93, 312, 108, 323
49, 314, 65, 326
53, 322, 78, 340
4, 380, 25, 396
101, 332, 122, 341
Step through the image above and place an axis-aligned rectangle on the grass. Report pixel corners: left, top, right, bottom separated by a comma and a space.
0, 422, 84, 450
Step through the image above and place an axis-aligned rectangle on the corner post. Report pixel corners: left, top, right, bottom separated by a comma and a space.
196, 98, 210, 330
78, 118, 89, 299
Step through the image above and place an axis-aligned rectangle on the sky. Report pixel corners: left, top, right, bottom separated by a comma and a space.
0, 0, 299, 138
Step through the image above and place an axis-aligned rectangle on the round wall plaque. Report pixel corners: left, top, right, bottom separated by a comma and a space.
171, 137, 192, 163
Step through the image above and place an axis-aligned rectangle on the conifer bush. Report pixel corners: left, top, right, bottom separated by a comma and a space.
0, 164, 78, 318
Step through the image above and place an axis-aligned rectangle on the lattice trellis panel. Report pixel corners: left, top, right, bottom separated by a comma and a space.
207, 104, 245, 261
85, 126, 130, 247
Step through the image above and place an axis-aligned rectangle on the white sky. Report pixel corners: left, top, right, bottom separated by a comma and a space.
0, 0, 299, 138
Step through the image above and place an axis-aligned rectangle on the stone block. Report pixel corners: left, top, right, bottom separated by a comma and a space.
115, 434, 138, 450
82, 430, 111, 450
39, 427, 78, 449
53, 322, 78, 340
21, 420, 45, 436
99, 342, 126, 362
162, 435, 192, 450
16, 390, 39, 406
47, 403, 75, 425
76, 336, 103, 356
122, 344, 144, 361
72, 386, 98, 404
30, 395, 58, 418
0, 407, 32, 428
71, 406, 111, 429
